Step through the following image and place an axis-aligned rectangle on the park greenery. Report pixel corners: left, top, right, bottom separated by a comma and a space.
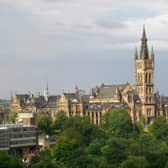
2, 109, 168, 168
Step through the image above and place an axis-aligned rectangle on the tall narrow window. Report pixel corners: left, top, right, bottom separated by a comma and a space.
145, 73, 148, 83
149, 73, 151, 83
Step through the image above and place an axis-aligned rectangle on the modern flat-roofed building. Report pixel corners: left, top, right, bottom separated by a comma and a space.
0, 124, 38, 152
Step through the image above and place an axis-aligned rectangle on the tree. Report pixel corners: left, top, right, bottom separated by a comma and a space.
8, 112, 18, 123
30, 149, 63, 168
101, 137, 128, 165
53, 111, 68, 131
30, 161, 61, 168
86, 139, 102, 155
145, 153, 168, 168
63, 115, 98, 145
0, 151, 23, 168
138, 133, 157, 154
102, 108, 134, 137
52, 134, 84, 168
120, 156, 149, 168
37, 114, 52, 135
136, 116, 147, 133
149, 116, 168, 141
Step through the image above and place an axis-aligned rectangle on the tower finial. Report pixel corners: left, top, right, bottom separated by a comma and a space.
140, 25, 149, 59
142, 24, 147, 40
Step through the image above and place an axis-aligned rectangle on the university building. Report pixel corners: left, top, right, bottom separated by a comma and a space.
10, 27, 168, 124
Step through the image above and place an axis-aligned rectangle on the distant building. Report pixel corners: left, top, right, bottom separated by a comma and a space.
56, 87, 84, 117
11, 92, 58, 125
10, 27, 168, 124
0, 124, 38, 153
87, 83, 141, 124
0, 99, 10, 123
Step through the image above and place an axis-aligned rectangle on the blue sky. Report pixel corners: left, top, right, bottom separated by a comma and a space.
0, 0, 168, 98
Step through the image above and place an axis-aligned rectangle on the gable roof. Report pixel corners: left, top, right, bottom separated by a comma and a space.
93, 84, 126, 99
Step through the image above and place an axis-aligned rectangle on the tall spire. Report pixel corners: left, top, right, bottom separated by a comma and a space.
142, 25, 147, 40
44, 81, 49, 102
135, 47, 138, 60
140, 25, 149, 59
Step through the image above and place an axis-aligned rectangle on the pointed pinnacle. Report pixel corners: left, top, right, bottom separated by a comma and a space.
142, 24, 147, 40
135, 47, 138, 59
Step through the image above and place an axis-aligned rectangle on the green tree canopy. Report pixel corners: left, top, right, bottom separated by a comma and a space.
0, 151, 23, 168
8, 112, 18, 123
37, 114, 52, 135
101, 137, 128, 166
120, 156, 149, 168
53, 111, 68, 131
102, 108, 134, 137
149, 116, 168, 141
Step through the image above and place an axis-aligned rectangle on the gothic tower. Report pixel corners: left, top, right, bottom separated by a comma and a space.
135, 26, 155, 123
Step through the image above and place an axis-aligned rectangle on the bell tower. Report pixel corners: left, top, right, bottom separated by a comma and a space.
135, 26, 155, 123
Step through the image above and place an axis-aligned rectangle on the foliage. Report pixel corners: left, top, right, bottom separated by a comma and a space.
86, 139, 102, 155
102, 108, 134, 137
8, 111, 18, 123
149, 116, 168, 141
53, 111, 68, 131
101, 137, 128, 166
3, 109, 168, 168
37, 113, 52, 135
0, 151, 23, 168
120, 156, 149, 168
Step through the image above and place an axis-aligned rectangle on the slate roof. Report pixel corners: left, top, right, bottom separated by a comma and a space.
47, 96, 59, 108
63, 93, 80, 103
34, 96, 46, 108
16, 94, 33, 106
15, 94, 59, 108
85, 102, 126, 110
93, 84, 125, 98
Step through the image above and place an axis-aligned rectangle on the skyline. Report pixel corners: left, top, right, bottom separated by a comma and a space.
0, 0, 168, 99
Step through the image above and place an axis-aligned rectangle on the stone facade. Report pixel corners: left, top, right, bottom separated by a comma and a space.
10, 92, 58, 125
10, 27, 168, 125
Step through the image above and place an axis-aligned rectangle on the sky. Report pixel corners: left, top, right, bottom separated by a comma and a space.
0, 0, 168, 99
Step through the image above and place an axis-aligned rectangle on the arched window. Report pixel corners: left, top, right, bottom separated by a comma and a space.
145, 73, 148, 83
